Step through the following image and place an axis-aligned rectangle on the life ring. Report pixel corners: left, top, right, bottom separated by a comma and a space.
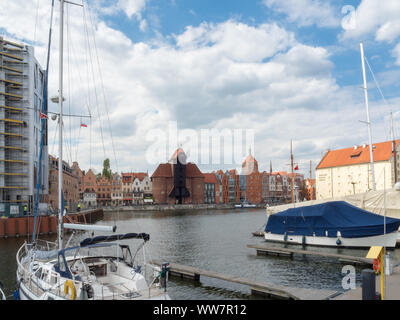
64, 280, 77, 300
373, 259, 381, 275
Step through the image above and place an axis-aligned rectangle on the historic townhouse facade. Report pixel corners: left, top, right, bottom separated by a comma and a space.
111, 173, 123, 207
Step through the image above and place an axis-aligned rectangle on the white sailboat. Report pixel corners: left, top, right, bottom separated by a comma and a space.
16, 0, 170, 300
0, 282, 5, 300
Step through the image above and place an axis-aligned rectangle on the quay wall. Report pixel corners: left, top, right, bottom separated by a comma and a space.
103, 203, 266, 212
0, 209, 103, 239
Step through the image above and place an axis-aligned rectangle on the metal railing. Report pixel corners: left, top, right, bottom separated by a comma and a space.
16, 242, 165, 300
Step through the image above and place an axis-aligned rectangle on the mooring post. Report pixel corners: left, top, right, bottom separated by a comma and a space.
362, 269, 376, 300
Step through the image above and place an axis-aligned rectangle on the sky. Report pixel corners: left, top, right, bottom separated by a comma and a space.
1, 0, 400, 178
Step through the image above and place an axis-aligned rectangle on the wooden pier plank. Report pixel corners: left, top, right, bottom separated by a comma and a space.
247, 243, 373, 265
150, 260, 339, 300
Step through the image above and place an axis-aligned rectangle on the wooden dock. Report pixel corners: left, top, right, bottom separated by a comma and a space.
150, 260, 340, 300
247, 243, 373, 266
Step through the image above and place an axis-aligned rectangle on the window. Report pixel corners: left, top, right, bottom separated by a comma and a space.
350, 151, 362, 158
34, 64, 38, 89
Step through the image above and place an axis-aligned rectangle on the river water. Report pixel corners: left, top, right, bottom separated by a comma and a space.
1, 208, 397, 300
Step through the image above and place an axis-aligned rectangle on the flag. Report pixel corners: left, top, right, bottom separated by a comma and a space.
294, 165, 299, 171
80, 123, 87, 128
39, 112, 47, 119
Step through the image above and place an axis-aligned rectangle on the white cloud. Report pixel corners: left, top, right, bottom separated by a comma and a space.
341, 0, 400, 41
263, 0, 340, 28
0, 0, 392, 176
339, 0, 400, 65
117, 0, 147, 19
175, 21, 295, 62
393, 43, 400, 65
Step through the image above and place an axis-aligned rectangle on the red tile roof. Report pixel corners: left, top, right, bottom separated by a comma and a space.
186, 163, 204, 178
152, 162, 204, 178
203, 173, 218, 184
316, 140, 399, 169
151, 164, 173, 178
122, 172, 148, 181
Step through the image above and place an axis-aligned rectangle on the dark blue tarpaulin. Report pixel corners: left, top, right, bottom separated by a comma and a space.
264, 201, 400, 238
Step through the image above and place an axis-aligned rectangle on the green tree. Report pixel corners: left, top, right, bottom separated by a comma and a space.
102, 158, 112, 179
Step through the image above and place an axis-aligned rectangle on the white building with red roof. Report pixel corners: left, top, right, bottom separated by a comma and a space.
316, 140, 399, 200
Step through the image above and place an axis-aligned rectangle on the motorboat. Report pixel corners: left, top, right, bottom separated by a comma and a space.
264, 201, 400, 248
235, 200, 257, 208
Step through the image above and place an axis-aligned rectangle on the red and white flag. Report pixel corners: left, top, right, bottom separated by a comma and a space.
80, 123, 88, 128
294, 165, 299, 171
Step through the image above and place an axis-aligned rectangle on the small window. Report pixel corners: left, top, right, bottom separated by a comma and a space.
350, 151, 362, 158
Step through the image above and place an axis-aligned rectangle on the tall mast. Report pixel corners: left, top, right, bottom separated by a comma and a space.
391, 111, 397, 183
291, 140, 294, 203
360, 42, 376, 191
58, 0, 64, 250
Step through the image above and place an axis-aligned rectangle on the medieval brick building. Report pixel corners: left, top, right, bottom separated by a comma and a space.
151, 148, 204, 204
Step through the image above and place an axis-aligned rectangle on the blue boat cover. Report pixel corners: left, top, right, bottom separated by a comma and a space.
265, 201, 400, 238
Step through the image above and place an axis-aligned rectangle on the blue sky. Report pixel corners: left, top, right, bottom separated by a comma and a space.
100, 0, 398, 101
1, 0, 400, 175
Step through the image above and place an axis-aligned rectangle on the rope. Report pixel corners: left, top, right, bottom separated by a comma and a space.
364, 56, 396, 140
33, 0, 40, 43
82, 3, 106, 160
86, 1, 119, 173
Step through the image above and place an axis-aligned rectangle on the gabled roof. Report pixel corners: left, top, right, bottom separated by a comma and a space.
186, 163, 203, 178
203, 173, 218, 184
151, 162, 204, 178
316, 140, 399, 169
121, 172, 148, 182
151, 164, 173, 178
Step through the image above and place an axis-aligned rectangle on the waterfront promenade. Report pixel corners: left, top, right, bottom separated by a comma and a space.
334, 264, 400, 300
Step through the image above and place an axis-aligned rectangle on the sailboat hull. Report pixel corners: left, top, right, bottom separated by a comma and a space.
264, 231, 399, 248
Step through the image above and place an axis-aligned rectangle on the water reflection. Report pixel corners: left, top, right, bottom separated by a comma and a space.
0, 208, 395, 299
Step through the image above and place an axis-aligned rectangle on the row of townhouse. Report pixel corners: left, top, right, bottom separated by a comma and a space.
71, 162, 154, 208
151, 148, 305, 205
202, 169, 305, 205
121, 172, 153, 205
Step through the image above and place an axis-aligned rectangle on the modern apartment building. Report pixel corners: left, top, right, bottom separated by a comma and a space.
0, 37, 48, 215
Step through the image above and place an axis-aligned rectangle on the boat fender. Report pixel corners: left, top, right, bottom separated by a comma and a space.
283, 233, 288, 242
336, 239, 342, 246
63, 280, 77, 300
302, 235, 306, 245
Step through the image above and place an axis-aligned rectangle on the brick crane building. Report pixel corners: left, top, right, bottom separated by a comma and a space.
151, 148, 204, 204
